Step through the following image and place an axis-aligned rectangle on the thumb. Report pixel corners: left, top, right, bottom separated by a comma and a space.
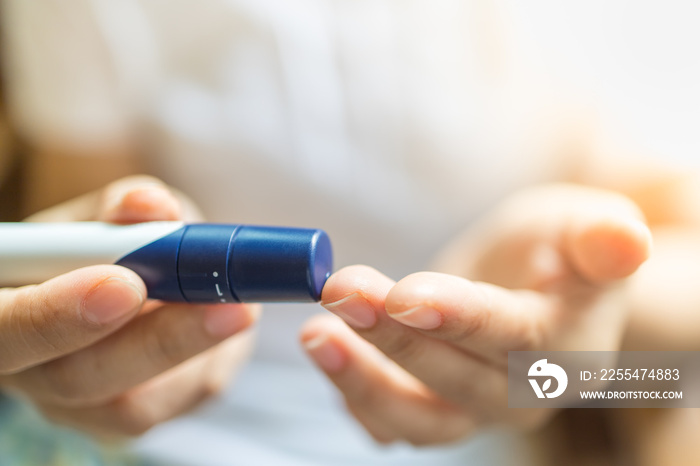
564, 195, 652, 283
496, 184, 652, 286
0, 265, 146, 375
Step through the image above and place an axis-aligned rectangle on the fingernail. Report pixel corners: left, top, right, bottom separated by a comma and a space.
303, 334, 346, 373
389, 305, 442, 330
323, 293, 376, 329
82, 277, 144, 325
203, 304, 255, 338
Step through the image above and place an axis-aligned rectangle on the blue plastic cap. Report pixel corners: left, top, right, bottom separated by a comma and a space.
228, 225, 333, 302
116, 223, 333, 303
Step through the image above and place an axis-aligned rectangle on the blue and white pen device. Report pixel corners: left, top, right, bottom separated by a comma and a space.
0, 222, 333, 303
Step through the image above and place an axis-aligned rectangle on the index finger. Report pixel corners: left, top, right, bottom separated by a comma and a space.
384, 272, 552, 361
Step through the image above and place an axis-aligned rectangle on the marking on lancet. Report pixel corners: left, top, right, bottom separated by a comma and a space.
215, 283, 224, 296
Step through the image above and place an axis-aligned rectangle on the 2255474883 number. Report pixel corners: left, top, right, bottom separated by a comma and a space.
599, 368, 680, 381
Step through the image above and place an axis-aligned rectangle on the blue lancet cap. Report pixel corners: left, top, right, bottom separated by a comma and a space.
116, 223, 333, 303
228, 225, 333, 302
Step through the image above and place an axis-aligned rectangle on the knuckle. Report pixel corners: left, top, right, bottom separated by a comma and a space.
451, 304, 490, 343
463, 308, 490, 339
13, 286, 70, 357
28, 312, 66, 354
379, 334, 425, 364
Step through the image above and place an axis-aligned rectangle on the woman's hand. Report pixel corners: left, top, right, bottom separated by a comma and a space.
0, 176, 259, 438
301, 184, 651, 445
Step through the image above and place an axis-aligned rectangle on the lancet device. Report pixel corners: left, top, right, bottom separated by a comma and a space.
0, 222, 333, 303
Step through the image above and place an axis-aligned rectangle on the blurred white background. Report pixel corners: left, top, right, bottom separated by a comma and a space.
509, 0, 700, 164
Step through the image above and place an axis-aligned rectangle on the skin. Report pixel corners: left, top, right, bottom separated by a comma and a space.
0, 175, 260, 438
301, 184, 652, 445
4, 143, 700, 464
300, 159, 700, 460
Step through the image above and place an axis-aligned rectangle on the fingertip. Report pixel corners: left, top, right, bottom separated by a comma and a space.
99, 176, 182, 224
109, 265, 149, 298
105, 186, 182, 224
568, 216, 652, 283
320, 265, 395, 307
300, 313, 343, 343
301, 316, 348, 373
82, 276, 145, 326
71, 265, 147, 326
385, 272, 483, 330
